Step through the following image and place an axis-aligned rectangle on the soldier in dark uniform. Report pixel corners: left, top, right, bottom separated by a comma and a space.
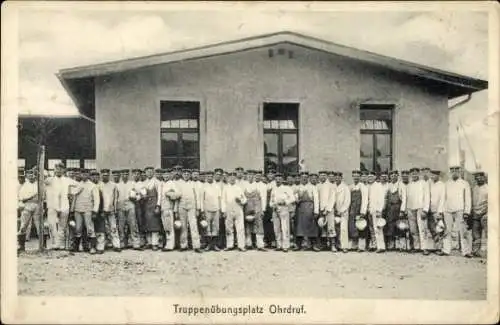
142, 166, 162, 250
90, 169, 103, 254
348, 170, 368, 251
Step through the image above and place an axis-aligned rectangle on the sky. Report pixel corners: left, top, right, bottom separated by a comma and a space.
15, 6, 495, 169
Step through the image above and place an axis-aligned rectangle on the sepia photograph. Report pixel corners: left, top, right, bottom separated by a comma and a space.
1, 1, 499, 324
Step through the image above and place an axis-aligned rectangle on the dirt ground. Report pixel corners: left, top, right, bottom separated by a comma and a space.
17, 240, 486, 299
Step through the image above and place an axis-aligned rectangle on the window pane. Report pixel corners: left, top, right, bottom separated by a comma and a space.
180, 158, 199, 170
48, 159, 62, 170
182, 133, 199, 157
264, 133, 279, 171
188, 119, 198, 128
279, 120, 288, 129
161, 133, 178, 156
360, 134, 373, 158
66, 159, 80, 168
160, 101, 199, 120
360, 107, 393, 120
84, 159, 97, 169
271, 120, 279, 129
161, 121, 171, 128
170, 120, 180, 128
282, 133, 298, 157
377, 157, 391, 173
179, 119, 189, 128
18, 159, 26, 168
375, 134, 391, 157
162, 157, 179, 169
263, 120, 271, 129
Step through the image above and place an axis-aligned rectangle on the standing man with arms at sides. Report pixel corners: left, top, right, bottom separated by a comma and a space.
117, 169, 141, 250
317, 171, 336, 251
471, 171, 488, 257
72, 169, 99, 253
177, 169, 202, 253
213, 168, 226, 249
191, 169, 205, 247
406, 168, 431, 254
348, 170, 368, 251
367, 172, 387, 253
365, 171, 377, 251
98, 169, 121, 252
17, 169, 40, 253
221, 171, 247, 251
443, 166, 472, 258
131, 169, 146, 247
294, 172, 320, 251
264, 169, 277, 248
444, 166, 472, 257
384, 170, 406, 251
45, 163, 82, 251
286, 173, 298, 249
141, 166, 162, 251
200, 170, 222, 251
334, 172, 351, 253
429, 170, 446, 255
160, 168, 179, 252
90, 169, 105, 254
243, 170, 267, 250
269, 173, 295, 252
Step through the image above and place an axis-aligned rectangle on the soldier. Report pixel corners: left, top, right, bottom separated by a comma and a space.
243, 170, 268, 250
334, 172, 351, 253
98, 169, 121, 252
264, 169, 277, 248
384, 170, 407, 251
72, 169, 99, 253
45, 163, 82, 251
131, 169, 146, 247
200, 171, 222, 251
317, 171, 336, 251
269, 173, 295, 252
221, 171, 247, 251
17, 169, 40, 253
367, 172, 387, 253
471, 171, 488, 257
159, 168, 180, 251
294, 172, 320, 251
176, 169, 202, 252
140, 167, 162, 251
443, 166, 472, 257
406, 168, 431, 254
429, 170, 446, 255
348, 170, 369, 251
286, 173, 298, 249
213, 168, 226, 248
89, 169, 105, 254
116, 169, 141, 250
365, 171, 377, 251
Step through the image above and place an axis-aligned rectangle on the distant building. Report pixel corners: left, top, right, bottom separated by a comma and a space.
57, 32, 487, 177
18, 115, 96, 170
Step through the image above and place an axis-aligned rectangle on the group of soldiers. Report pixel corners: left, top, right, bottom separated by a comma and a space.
17, 163, 488, 257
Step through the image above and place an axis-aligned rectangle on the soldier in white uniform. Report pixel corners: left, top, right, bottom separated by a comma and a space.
221, 171, 247, 251
17, 169, 40, 253
243, 170, 267, 250
471, 171, 488, 257
334, 172, 351, 253
269, 173, 296, 252
444, 166, 472, 257
406, 168, 431, 254
160, 168, 180, 251
201, 171, 222, 251
176, 169, 202, 253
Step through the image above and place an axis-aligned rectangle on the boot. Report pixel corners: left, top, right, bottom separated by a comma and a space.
71, 237, 81, 253
42, 234, 48, 249
17, 234, 26, 253
89, 237, 97, 255
82, 236, 90, 252
212, 237, 221, 251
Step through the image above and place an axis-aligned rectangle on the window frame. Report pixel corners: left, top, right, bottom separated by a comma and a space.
359, 104, 394, 172
160, 101, 200, 169
263, 102, 300, 174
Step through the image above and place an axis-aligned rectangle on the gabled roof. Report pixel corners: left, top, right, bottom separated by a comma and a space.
57, 31, 488, 119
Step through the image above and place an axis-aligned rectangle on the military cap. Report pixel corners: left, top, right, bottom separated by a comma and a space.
268, 169, 276, 174
132, 168, 141, 173
173, 165, 183, 169
449, 165, 461, 170
90, 169, 100, 176
318, 170, 328, 175
336, 172, 343, 177
182, 168, 191, 173
368, 171, 376, 176
166, 168, 173, 172
144, 166, 154, 171
300, 171, 309, 176
205, 170, 214, 175
100, 169, 110, 173
310, 173, 318, 177
154, 168, 162, 173
389, 170, 399, 175
275, 172, 283, 177
214, 168, 224, 173
401, 170, 410, 175
422, 167, 431, 171
289, 172, 298, 177
111, 170, 120, 175
431, 170, 441, 175
472, 171, 485, 177
379, 170, 388, 176
120, 169, 130, 174
55, 162, 65, 169
80, 168, 90, 174
352, 170, 361, 175
228, 171, 237, 176
256, 170, 263, 174
409, 168, 420, 173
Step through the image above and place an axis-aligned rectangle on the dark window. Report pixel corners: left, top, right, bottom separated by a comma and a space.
360, 104, 393, 172
263, 103, 299, 174
160, 101, 200, 169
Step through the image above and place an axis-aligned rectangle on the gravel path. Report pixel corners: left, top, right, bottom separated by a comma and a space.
18, 241, 486, 299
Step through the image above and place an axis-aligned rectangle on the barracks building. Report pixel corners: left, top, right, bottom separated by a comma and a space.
52, 32, 487, 179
